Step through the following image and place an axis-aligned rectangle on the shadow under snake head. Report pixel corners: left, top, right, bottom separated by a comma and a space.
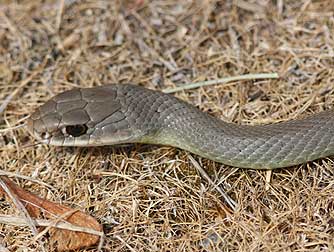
27, 85, 157, 146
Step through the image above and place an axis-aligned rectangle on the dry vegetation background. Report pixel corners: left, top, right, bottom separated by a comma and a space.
0, 0, 334, 251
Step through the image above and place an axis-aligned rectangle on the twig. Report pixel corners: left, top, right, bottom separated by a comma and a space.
0, 171, 56, 190
188, 155, 238, 211
162, 73, 279, 93
56, 0, 65, 31
0, 122, 26, 133
265, 170, 272, 191
0, 214, 104, 237
0, 177, 47, 252
115, 235, 136, 252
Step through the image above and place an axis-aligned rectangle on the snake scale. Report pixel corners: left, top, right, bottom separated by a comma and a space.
27, 84, 334, 169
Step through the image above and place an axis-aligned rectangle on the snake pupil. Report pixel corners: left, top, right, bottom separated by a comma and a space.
65, 125, 87, 137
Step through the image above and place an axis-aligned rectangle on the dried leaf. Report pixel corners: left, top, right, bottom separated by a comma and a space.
0, 176, 103, 251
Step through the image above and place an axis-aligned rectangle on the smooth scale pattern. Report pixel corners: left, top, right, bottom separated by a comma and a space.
27, 84, 334, 169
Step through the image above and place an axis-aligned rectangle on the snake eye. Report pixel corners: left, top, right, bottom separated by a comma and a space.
65, 124, 87, 137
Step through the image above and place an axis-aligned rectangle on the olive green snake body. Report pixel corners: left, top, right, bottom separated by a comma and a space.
27, 84, 334, 169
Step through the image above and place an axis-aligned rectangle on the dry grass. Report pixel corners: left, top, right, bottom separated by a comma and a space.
0, 0, 334, 251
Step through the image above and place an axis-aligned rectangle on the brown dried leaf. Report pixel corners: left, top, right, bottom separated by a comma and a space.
0, 176, 103, 251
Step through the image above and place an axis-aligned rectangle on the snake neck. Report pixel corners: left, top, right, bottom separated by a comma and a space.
118, 84, 334, 169
153, 100, 334, 169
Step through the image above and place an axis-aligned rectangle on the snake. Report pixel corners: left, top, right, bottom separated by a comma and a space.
27, 84, 334, 169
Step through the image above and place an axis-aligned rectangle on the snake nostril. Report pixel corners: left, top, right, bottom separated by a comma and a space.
38, 131, 50, 140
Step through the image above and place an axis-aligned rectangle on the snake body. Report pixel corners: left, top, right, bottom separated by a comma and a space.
27, 84, 334, 169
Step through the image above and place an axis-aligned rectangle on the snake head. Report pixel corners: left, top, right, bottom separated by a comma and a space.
27, 85, 145, 146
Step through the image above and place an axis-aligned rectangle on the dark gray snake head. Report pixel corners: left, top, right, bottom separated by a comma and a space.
27, 85, 149, 146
